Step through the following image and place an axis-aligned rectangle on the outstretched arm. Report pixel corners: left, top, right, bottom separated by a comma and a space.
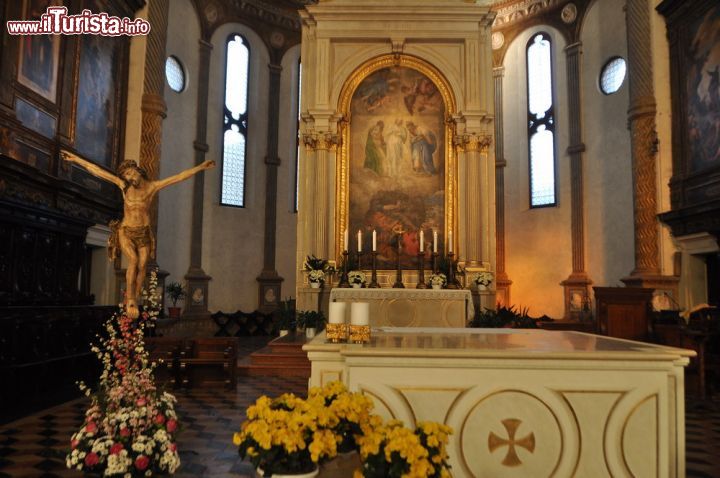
61, 151, 125, 189
153, 160, 216, 191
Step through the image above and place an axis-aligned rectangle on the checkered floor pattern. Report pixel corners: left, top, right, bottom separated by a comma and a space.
0, 338, 718, 477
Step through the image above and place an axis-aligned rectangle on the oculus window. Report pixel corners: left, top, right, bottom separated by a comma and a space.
599, 57, 627, 95
165, 56, 186, 93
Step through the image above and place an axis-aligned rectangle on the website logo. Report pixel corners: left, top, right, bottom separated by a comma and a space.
7, 6, 151, 36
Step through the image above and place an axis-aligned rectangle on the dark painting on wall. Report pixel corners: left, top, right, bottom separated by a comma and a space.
348, 66, 446, 269
16, 0, 61, 102
74, 5, 120, 168
686, 4, 720, 172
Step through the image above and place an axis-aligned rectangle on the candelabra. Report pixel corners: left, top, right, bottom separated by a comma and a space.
446, 251, 459, 289
393, 249, 404, 289
338, 250, 350, 288
368, 251, 380, 288
431, 251, 439, 275
416, 252, 428, 289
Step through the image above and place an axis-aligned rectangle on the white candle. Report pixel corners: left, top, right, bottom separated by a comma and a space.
344, 229, 348, 251
357, 230, 362, 252
433, 230, 438, 253
448, 230, 453, 253
372, 230, 377, 251
350, 302, 370, 326
329, 302, 347, 324
419, 230, 424, 253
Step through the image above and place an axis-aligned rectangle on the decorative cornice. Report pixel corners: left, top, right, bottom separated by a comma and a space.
228, 0, 303, 31
492, 0, 563, 29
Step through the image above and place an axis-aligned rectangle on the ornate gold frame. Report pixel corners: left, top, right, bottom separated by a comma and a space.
335, 54, 458, 264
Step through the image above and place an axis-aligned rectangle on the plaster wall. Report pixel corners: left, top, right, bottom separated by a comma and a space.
157, 0, 198, 293
582, 0, 635, 290
503, 26, 571, 318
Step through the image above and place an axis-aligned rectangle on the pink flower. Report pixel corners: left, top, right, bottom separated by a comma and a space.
166, 419, 177, 432
85, 422, 97, 433
110, 443, 124, 455
71, 439, 79, 449
169, 443, 177, 452
154, 414, 166, 425
135, 455, 150, 470
136, 398, 147, 407
119, 427, 131, 437
84, 452, 100, 467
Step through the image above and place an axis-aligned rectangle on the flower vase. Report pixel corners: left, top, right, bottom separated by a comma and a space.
477, 284, 487, 291
257, 467, 319, 478
432, 284, 442, 290
279, 329, 289, 337
305, 327, 317, 339
310, 282, 321, 289
351, 283, 362, 289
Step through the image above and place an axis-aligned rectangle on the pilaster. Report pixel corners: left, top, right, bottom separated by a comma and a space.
493, 66, 512, 306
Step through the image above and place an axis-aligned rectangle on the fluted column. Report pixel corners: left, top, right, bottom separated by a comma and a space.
183, 38, 213, 320
313, 132, 339, 258
493, 66, 512, 305
560, 41, 592, 319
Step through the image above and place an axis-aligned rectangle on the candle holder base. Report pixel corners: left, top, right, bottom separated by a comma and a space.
368, 251, 380, 288
339, 250, 351, 288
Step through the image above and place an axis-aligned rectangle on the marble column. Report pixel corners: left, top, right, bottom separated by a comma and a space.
621, 0, 677, 298
560, 41, 592, 320
493, 66, 512, 306
256, 61, 284, 313
183, 38, 213, 321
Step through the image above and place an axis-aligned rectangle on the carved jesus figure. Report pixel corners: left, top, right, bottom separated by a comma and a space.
62, 152, 215, 319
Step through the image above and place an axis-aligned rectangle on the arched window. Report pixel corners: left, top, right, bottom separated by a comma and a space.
526, 32, 556, 208
294, 59, 302, 212
221, 34, 250, 207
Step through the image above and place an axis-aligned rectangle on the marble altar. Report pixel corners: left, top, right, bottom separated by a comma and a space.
304, 327, 695, 478
329, 288, 473, 328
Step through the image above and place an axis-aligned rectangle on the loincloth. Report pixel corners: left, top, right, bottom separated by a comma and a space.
108, 220, 156, 260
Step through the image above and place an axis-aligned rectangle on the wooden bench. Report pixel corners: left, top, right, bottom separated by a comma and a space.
179, 338, 238, 389
145, 337, 187, 389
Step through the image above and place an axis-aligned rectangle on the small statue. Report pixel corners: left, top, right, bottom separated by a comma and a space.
62, 151, 216, 319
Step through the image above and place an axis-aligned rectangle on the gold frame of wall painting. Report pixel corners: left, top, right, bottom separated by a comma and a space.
335, 54, 458, 265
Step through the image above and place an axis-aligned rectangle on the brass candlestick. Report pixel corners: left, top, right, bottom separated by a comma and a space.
393, 235, 404, 288
369, 251, 380, 288
356, 250, 363, 271
431, 251, 439, 274
417, 252, 428, 289
339, 250, 350, 288
446, 251, 459, 289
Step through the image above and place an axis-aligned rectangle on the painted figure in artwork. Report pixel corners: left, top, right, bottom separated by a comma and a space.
385, 118, 407, 177
406, 121, 437, 174
364, 120, 386, 175
62, 152, 216, 319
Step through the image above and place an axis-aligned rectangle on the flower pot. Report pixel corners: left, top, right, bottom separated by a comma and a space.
305, 327, 317, 339
167, 306, 182, 318
477, 284, 487, 291
310, 282, 321, 289
257, 467, 319, 478
431, 284, 442, 290
351, 283, 362, 289
279, 329, 289, 337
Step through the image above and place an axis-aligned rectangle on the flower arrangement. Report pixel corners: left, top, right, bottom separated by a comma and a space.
429, 273, 447, 288
348, 270, 366, 287
308, 269, 326, 284
354, 419, 453, 478
67, 271, 181, 477
308, 381, 375, 453
234, 393, 339, 476
474, 271, 493, 288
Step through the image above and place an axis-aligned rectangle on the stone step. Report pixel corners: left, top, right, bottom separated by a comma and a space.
250, 351, 310, 367
237, 363, 311, 378
237, 333, 311, 378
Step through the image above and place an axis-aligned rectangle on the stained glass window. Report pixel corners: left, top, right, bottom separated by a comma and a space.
221, 34, 249, 207
526, 33, 557, 207
165, 56, 185, 93
600, 57, 626, 95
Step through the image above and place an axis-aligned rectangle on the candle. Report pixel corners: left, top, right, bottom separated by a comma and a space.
372, 230, 377, 251
344, 229, 348, 251
350, 302, 370, 326
419, 229, 424, 253
357, 230, 362, 252
448, 230, 453, 253
329, 302, 347, 324
433, 230, 438, 253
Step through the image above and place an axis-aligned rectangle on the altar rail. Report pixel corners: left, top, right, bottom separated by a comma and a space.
211, 310, 276, 337
0, 305, 115, 424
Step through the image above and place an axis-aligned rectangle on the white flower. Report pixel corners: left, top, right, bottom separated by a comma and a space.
308, 269, 325, 283
474, 271, 493, 287
430, 273, 447, 286
348, 270, 366, 284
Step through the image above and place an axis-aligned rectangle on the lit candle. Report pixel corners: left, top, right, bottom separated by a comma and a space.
372, 230, 377, 252
357, 230, 362, 252
448, 230, 453, 253
350, 302, 370, 326
419, 229, 424, 253
344, 229, 348, 251
433, 230, 438, 253
329, 302, 347, 324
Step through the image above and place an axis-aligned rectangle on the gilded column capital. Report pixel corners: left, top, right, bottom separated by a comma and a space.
303, 132, 340, 151
302, 133, 318, 151
454, 133, 493, 153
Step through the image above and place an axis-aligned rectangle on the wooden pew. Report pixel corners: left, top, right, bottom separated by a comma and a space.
144, 337, 187, 389
179, 338, 238, 389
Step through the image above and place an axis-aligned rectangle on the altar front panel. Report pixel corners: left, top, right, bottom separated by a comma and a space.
329, 288, 473, 327
305, 329, 694, 478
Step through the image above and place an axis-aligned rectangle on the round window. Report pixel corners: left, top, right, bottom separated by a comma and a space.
165, 56, 186, 93
599, 57, 626, 95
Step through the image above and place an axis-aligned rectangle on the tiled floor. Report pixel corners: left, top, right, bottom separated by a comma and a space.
0, 338, 718, 477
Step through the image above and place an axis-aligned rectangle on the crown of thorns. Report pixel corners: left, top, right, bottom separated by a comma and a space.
117, 160, 148, 179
